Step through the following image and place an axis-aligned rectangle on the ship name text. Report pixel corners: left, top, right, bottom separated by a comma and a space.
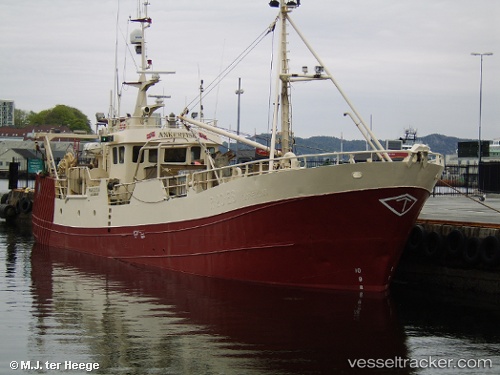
241, 189, 269, 202
209, 188, 269, 210
158, 131, 196, 139
88, 187, 100, 197
210, 190, 236, 209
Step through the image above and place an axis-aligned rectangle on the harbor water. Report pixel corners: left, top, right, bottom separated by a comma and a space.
1, 221, 500, 374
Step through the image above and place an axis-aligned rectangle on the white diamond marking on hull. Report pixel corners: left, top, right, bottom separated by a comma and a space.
379, 194, 418, 217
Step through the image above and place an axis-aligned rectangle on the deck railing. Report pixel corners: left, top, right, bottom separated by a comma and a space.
55, 148, 444, 203
432, 162, 480, 197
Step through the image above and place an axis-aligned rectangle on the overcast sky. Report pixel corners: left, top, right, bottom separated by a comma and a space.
1, 0, 499, 141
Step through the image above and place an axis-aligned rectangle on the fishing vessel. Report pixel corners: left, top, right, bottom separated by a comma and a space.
32, 1, 444, 292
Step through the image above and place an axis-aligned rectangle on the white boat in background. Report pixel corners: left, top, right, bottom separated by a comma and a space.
32, 0, 444, 292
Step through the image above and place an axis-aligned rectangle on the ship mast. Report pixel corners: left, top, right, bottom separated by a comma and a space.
279, 2, 293, 154
129, 1, 153, 118
269, 0, 297, 168
269, 0, 391, 162
124, 1, 175, 125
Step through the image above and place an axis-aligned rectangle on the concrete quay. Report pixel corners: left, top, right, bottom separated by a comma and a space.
394, 195, 500, 294
419, 195, 500, 228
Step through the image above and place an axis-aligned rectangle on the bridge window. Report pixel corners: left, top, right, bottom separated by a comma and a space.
191, 146, 201, 161
164, 148, 186, 163
119, 146, 125, 163
148, 149, 158, 163
112, 146, 125, 164
132, 146, 145, 163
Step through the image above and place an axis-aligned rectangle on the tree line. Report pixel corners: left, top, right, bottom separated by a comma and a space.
13, 105, 91, 132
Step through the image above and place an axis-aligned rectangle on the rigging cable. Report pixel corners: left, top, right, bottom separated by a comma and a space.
438, 180, 500, 214
118, 18, 132, 115
184, 18, 278, 114
113, 13, 139, 118
288, 80, 294, 153
266, 22, 277, 148
111, 0, 121, 119
212, 39, 226, 121
119, 15, 141, 96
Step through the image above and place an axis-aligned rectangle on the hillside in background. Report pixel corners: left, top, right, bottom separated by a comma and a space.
419, 134, 466, 156
288, 133, 469, 156
240, 133, 467, 156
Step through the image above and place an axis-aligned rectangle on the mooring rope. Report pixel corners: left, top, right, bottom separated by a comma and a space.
437, 179, 500, 215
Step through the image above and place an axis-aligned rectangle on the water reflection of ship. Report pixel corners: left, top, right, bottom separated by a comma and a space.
31, 244, 410, 374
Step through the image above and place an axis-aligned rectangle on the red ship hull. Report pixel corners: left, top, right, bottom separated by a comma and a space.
32, 175, 427, 292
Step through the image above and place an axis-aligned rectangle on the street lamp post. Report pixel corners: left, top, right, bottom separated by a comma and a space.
471, 52, 493, 165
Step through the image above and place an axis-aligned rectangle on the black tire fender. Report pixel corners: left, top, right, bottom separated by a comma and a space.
446, 229, 465, 257
406, 225, 426, 252
18, 197, 33, 214
462, 237, 481, 265
423, 231, 443, 258
480, 236, 500, 267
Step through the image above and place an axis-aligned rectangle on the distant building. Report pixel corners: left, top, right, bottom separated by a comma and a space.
0, 140, 74, 176
0, 100, 15, 127
0, 147, 39, 174
457, 140, 500, 162
0, 125, 95, 177
0, 125, 75, 141
455, 139, 500, 194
